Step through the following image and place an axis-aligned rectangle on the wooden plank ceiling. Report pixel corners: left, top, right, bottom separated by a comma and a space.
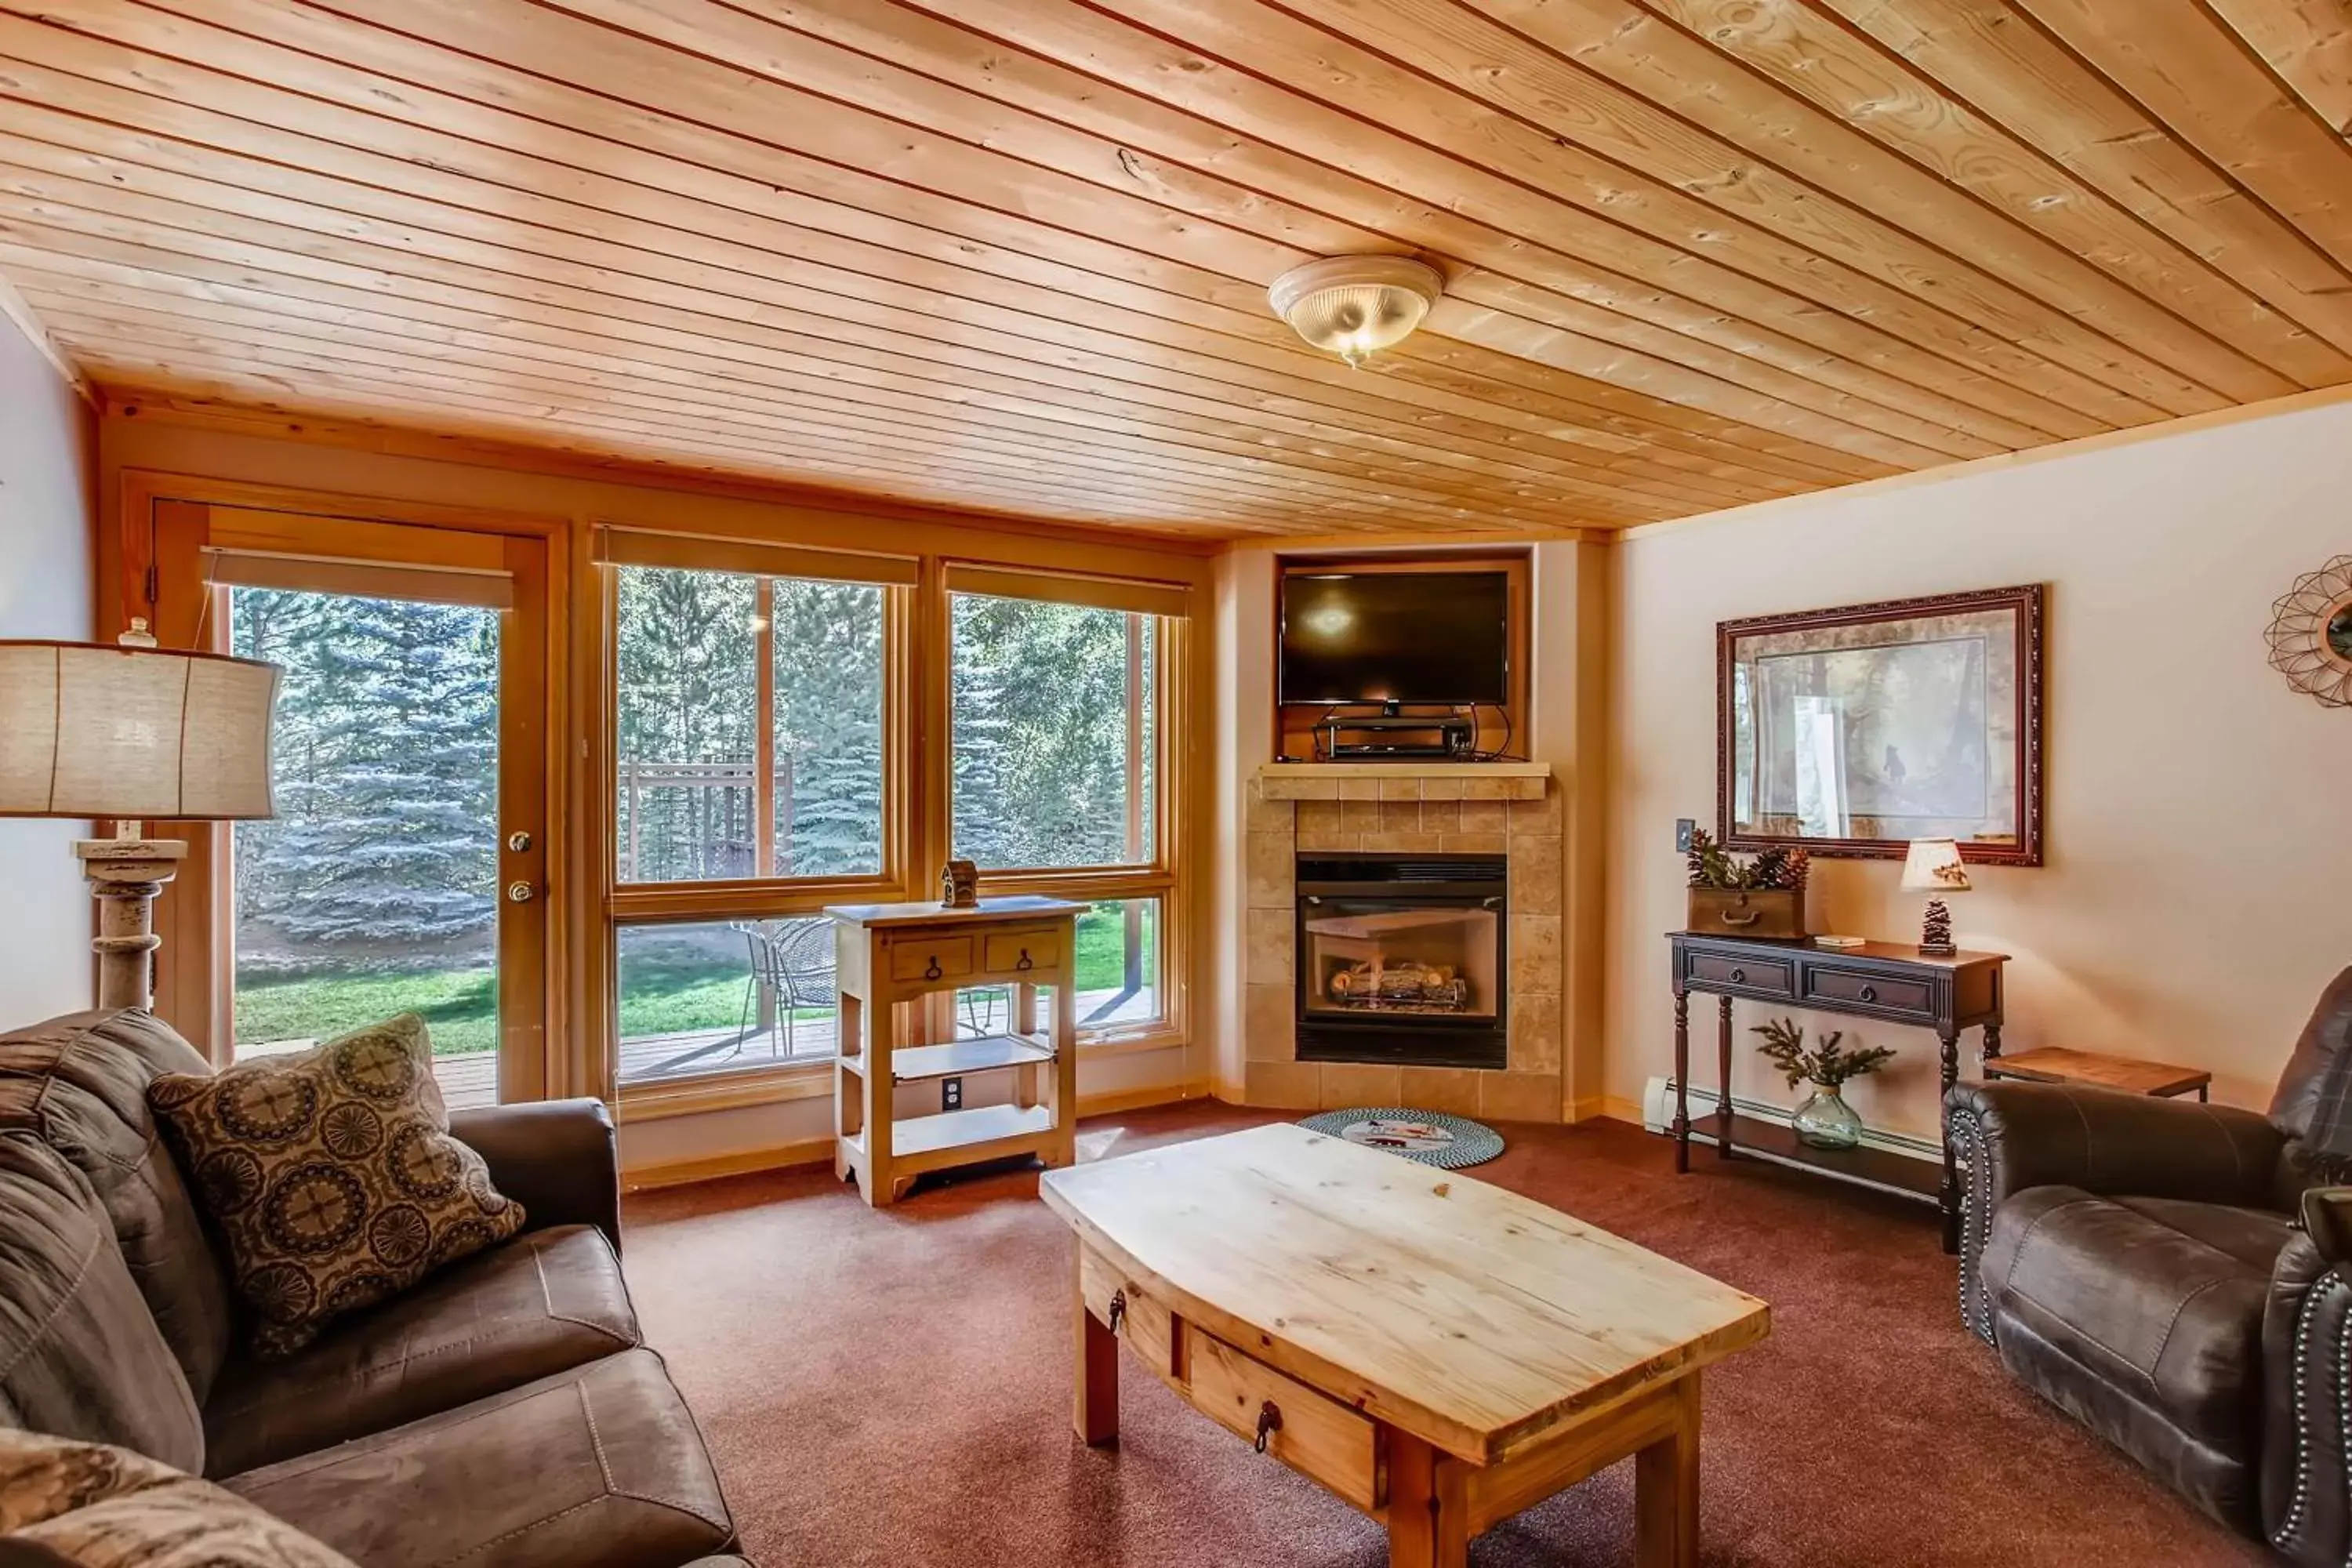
4, 2, 2350, 539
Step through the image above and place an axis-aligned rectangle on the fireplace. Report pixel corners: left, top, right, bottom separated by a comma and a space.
1294, 852, 1508, 1070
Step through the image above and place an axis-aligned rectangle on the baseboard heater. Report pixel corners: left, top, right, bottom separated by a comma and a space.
1638, 1076, 1940, 1167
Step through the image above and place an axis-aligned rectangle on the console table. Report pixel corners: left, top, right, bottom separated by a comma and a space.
1668, 933, 2009, 1252
829, 895, 1082, 1207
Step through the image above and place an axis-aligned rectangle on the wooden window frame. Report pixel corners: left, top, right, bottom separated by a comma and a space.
932, 572, 1188, 1057
604, 543, 1192, 1111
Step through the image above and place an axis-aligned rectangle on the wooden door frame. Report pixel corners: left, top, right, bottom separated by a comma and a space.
111, 470, 575, 1098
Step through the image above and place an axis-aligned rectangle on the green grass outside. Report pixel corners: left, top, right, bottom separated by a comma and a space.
234, 904, 1158, 1057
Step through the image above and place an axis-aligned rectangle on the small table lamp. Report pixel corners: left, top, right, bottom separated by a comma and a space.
0, 622, 280, 1011
1900, 837, 1971, 956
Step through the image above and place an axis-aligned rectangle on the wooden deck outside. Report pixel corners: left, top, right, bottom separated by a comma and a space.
408, 983, 1160, 1109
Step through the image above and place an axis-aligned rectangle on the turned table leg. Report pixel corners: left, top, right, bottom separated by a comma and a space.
1671, 992, 1691, 1174
1634, 1374, 1700, 1568
1385, 1431, 1469, 1568
1073, 1251, 1118, 1446
1716, 995, 1735, 1160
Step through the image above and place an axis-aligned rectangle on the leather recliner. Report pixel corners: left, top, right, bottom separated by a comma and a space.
1944, 965, 2352, 1562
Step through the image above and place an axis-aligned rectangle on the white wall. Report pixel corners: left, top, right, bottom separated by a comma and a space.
0, 313, 95, 1023
1606, 397, 2352, 1138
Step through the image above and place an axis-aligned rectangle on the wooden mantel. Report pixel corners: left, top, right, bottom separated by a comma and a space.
1257, 760, 1552, 802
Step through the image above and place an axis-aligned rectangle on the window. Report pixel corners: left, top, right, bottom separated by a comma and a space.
615, 920, 841, 1085
603, 540, 1185, 1101
615, 565, 886, 882
949, 590, 1157, 871
951, 898, 1162, 1036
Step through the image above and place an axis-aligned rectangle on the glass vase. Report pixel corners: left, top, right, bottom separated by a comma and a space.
1792, 1085, 1863, 1150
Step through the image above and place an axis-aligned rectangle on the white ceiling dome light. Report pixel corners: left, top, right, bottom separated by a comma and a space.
1267, 256, 1443, 369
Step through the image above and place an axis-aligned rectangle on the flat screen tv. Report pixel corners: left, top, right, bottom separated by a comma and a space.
1279, 571, 1510, 706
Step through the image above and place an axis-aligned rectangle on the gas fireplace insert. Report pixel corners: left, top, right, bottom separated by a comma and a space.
1294, 852, 1508, 1070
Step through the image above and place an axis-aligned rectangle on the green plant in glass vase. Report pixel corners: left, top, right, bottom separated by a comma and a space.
1751, 1016, 1895, 1150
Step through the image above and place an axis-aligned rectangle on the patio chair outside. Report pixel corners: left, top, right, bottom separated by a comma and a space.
735, 916, 838, 1058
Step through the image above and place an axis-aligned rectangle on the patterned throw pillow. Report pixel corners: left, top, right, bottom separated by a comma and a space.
148, 1014, 524, 1359
0, 1428, 359, 1567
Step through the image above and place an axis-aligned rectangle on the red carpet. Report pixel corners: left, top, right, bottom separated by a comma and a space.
622, 1102, 2269, 1566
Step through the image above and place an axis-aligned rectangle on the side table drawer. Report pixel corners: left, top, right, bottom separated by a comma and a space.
887, 936, 975, 984
1188, 1331, 1382, 1512
984, 929, 1061, 978
1805, 966, 1933, 1018
1687, 953, 1794, 996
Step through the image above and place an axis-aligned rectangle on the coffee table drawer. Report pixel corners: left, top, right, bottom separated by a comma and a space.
1189, 1331, 1381, 1511
887, 936, 974, 984
1686, 953, 1793, 996
1078, 1247, 1174, 1379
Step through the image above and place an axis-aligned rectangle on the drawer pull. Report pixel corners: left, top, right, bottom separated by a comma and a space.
1859, 985, 1878, 1004
1015, 948, 1035, 972
1254, 1400, 1283, 1454
1718, 909, 1761, 927
1106, 1289, 1126, 1337
1729, 967, 1747, 984
924, 956, 943, 981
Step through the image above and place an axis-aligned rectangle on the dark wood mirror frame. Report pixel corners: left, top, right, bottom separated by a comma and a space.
1715, 583, 2045, 866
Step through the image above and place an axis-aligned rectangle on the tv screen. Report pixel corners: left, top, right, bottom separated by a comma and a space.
1279, 572, 1510, 706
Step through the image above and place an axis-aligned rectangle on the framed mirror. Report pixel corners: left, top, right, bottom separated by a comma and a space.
1718, 584, 2044, 866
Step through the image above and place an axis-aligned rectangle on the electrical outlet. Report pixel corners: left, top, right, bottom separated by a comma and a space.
942, 1076, 964, 1112
1675, 818, 1697, 853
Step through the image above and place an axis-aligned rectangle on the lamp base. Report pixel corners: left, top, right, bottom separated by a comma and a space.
1918, 897, 1957, 957
74, 838, 187, 1013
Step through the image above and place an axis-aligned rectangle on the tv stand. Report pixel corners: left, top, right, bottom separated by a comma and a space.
1313, 706, 1475, 760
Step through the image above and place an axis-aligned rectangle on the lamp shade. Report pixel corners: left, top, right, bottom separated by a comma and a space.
1899, 837, 1972, 893
0, 641, 280, 820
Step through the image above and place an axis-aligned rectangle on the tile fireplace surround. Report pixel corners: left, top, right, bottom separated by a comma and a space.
1242, 763, 1565, 1123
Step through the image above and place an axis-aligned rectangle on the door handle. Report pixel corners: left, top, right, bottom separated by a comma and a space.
1015, 949, 1035, 971
506, 830, 533, 853
924, 956, 943, 981
506, 881, 535, 904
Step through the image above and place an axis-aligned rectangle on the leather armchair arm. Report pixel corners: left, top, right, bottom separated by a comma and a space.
1944, 1081, 2283, 1342
2261, 1190, 2352, 1564
448, 1098, 622, 1254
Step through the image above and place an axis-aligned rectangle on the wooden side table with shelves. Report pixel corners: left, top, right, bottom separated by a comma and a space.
828, 895, 1082, 1207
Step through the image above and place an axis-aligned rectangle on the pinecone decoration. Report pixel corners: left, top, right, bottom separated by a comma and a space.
1919, 898, 1955, 953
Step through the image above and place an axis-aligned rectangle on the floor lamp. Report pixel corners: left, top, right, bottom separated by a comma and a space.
0, 623, 281, 1012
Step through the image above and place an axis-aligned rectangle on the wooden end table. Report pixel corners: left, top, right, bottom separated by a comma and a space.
1982, 1045, 2211, 1101
1042, 1124, 1770, 1567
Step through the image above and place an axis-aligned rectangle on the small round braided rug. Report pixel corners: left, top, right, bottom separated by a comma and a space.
1294, 1107, 1505, 1170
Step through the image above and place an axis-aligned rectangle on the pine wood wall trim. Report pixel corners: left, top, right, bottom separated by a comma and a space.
13, 0, 2352, 539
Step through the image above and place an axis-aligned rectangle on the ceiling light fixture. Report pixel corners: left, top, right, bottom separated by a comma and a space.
1268, 256, 1443, 368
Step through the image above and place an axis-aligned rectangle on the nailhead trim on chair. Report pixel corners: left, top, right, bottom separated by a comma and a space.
1945, 1108, 1995, 1344
2271, 1272, 2350, 1553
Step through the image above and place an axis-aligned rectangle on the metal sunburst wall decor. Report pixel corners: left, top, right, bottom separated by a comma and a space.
2267, 555, 2352, 710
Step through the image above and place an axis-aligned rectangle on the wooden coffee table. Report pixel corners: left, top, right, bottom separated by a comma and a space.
1040, 1123, 1769, 1566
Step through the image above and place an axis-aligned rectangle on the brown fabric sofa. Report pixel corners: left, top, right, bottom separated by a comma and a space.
0, 1008, 747, 1568
1944, 965, 2352, 1563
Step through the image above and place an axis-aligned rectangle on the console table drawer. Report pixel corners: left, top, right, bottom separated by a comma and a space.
983, 929, 1060, 977
1188, 1330, 1382, 1511
887, 936, 975, 983
1806, 967, 1933, 1018
1686, 953, 1794, 996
